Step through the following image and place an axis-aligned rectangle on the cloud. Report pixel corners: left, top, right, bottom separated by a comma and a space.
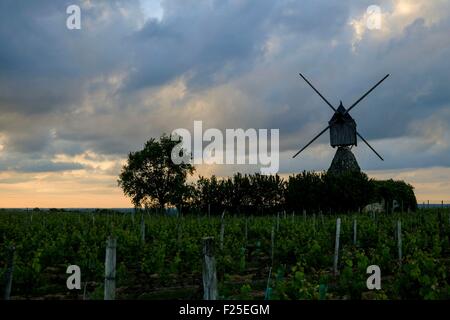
0, 152, 84, 173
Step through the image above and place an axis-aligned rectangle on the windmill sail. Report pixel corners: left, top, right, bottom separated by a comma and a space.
299, 73, 336, 112
356, 131, 384, 161
293, 125, 330, 158
344, 74, 390, 115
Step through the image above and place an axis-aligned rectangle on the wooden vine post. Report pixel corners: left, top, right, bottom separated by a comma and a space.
271, 225, 275, 267
276, 213, 280, 232
104, 237, 117, 300
313, 213, 316, 234
264, 266, 273, 300
333, 218, 341, 276
140, 215, 145, 244
202, 237, 218, 300
220, 211, 225, 250
397, 220, 402, 264
3, 246, 15, 300
244, 218, 248, 245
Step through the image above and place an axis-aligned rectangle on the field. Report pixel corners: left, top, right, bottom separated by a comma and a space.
1, 209, 450, 300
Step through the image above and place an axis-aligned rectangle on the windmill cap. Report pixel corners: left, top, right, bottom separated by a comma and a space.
337, 101, 346, 113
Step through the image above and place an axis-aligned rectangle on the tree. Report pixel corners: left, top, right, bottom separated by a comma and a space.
195, 175, 226, 215
371, 179, 417, 212
286, 171, 324, 213
249, 173, 285, 215
223, 173, 252, 214
118, 134, 195, 211
323, 171, 373, 213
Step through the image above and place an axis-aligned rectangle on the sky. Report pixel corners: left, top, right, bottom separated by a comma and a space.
0, 0, 450, 207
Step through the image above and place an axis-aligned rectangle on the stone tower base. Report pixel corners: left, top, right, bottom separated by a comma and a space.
328, 146, 360, 174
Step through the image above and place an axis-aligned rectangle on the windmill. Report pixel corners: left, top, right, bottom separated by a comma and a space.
293, 73, 389, 174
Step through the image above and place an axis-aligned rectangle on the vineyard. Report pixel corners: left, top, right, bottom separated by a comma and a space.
1, 208, 450, 300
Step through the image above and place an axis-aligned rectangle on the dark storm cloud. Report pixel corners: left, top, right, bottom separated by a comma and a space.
0, 155, 84, 173
125, 0, 274, 90
0, 0, 142, 159
0, 0, 450, 174
124, 0, 357, 91
0, 0, 139, 114
17, 161, 84, 173
0, 0, 80, 114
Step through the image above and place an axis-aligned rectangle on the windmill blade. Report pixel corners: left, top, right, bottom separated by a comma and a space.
293, 125, 330, 158
356, 131, 384, 161
299, 73, 337, 112
344, 74, 390, 115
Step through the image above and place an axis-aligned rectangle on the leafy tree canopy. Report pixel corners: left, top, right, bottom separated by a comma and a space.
118, 134, 195, 209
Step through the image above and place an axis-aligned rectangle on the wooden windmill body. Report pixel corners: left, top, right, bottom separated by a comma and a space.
329, 101, 357, 148
293, 73, 389, 174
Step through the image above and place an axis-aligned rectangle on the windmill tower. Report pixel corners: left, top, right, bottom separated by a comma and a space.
293, 73, 389, 174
